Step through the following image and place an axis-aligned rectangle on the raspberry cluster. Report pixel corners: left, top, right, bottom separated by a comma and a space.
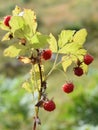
74, 54, 94, 77
1, 11, 94, 130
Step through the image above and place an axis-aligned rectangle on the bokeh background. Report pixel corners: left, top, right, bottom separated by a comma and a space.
0, 0, 98, 130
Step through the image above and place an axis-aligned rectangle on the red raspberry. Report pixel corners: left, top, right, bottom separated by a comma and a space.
43, 100, 56, 112
4, 15, 11, 27
74, 67, 83, 76
62, 82, 74, 93
84, 54, 94, 65
42, 49, 52, 60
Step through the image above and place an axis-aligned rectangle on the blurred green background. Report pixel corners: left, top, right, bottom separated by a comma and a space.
0, 0, 98, 130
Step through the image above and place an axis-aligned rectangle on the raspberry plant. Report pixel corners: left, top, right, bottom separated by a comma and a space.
0, 6, 94, 130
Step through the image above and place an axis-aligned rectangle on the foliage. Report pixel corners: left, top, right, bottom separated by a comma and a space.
0, 6, 94, 130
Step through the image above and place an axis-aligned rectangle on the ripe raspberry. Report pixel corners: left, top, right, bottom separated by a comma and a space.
74, 66, 83, 76
4, 15, 11, 27
43, 100, 56, 112
62, 82, 74, 93
84, 54, 94, 65
42, 49, 52, 60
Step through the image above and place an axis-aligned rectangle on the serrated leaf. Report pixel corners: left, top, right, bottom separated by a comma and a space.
58, 30, 75, 48
14, 25, 31, 38
30, 33, 49, 48
22, 81, 32, 93
9, 16, 30, 38
2, 32, 13, 41
0, 21, 10, 31
69, 55, 77, 63
59, 42, 82, 54
4, 45, 21, 57
10, 16, 25, 30
3, 43, 27, 57
81, 62, 88, 74
76, 49, 87, 55
62, 56, 72, 72
23, 9, 37, 34
48, 33, 58, 52
12, 5, 21, 16
73, 29, 87, 45
73, 49, 87, 63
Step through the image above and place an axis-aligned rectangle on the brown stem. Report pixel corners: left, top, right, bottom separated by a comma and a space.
32, 50, 44, 130
33, 121, 36, 130
38, 63, 43, 92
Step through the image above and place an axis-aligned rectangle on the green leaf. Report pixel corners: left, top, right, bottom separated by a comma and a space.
73, 29, 87, 45
4, 45, 21, 57
9, 16, 30, 38
48, 33, 58, 52
30, 33, 49, 48
2, 32, 13, 41
0, 21, 10, 31
22, 81, 32, 93
10, 16, 25, 31
59, 42, 82, 54
31, 64, 44, 81
58, 30, 75, 48
14, 25, 31, 39
23, 9, 37, 34
3, 43, 27, 57
62, 56, 72, 72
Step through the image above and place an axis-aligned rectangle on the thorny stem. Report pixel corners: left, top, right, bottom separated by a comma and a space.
35, 63, 43, 117
32, 50, 44, 130
32, 51, 62, 130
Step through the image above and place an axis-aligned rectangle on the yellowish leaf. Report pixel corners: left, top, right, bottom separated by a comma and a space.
2, 32, 13, 41
23, 9, 37, 34
48, 33, 58, 52
81, 62, 88, 74
4, 44, 21, 57
58, 30, 75, 48
22, 81, 32, 93
73, 29, 87, 45
62, 56, 72, 72
12, 5, 21, 16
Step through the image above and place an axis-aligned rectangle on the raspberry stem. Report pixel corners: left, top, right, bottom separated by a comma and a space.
31, 50, 43, 130
46, 53, 59, 78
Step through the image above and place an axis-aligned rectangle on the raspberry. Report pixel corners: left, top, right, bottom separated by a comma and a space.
62, 82, 74, 93
84, 54, 94, 65
4, 15, 11, 27
43, 100, 56, 112
42, 49, 52, 60
74, 66, 83, 76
